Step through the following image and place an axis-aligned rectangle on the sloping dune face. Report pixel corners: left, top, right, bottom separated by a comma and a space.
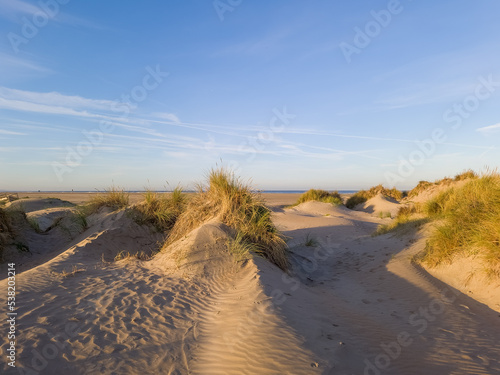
1, 209, 320, 374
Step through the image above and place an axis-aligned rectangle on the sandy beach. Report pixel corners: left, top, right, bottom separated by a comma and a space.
1, 180, 500, 375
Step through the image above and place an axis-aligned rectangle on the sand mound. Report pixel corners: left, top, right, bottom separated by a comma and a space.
6, 198, 75, 213
153, 220, 235, 277
406, 179, 470, 203
355, 193, 400, 217
289, 201, 348, 217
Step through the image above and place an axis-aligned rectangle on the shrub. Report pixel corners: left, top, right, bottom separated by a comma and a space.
164, 168, 288, 271
292, 189, 342, 206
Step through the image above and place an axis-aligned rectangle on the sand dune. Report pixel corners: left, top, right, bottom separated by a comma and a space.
353, 193, 401, 218
1, 196, 500, 374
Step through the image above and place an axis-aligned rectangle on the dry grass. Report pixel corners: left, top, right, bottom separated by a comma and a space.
131, 188, 187, 231
87, 186, 129, 213
164, 167, 289, 271
346, 185, 403, 209
420, 173, 500, 277
454, 169, 478, 181
115, 250, 155, 262
291, 189, 342, 206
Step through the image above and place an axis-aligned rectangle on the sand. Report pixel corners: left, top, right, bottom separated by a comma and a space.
1, 193, 500, 374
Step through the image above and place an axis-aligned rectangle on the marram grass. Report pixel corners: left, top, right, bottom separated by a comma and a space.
164, 168, 289, 271
292, 189, 342, 206
421, 173, 500, 277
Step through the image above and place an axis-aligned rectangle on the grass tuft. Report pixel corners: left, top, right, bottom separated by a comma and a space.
87, 186, 129, 213
304, 233, 318, 247
292, 189, 342, 206
131, 187, 187, 231
164, 167, 289, 271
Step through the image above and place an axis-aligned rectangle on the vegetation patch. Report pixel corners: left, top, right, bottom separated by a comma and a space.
164, 167, 289, 271
130, 188, 187, 231
291, 189, 342, 206
420, 173, 500, 277
86, 186, 129, 213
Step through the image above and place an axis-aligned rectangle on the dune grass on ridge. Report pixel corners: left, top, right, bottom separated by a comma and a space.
291, 189, 343, 207
164, 168, 289, 271
86, 186, 129, 213
420, 173, 500, 276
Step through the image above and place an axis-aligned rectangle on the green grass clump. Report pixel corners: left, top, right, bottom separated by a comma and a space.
165, 167, 289, 271
421, 173, 500, 276
132, 187, 187, 231
292, 189, 342, 206
346, 185, 402, 209
87, 186, 129, 213
375, 205, 428, 236
304, 233, 318, 247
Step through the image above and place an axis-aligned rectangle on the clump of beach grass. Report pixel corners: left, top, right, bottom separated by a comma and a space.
304, 233, 318, 247
131, 187, 187, 231
164, 167, 289, 271
346, 185, 402, 209
291, 189, 342, 206
420, 173, 500, 276
87, 186, 129, 213
374, 205, 428, 236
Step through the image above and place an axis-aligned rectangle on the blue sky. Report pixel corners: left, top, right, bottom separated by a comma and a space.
1, 0, 499, 191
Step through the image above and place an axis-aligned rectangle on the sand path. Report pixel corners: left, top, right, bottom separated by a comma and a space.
271, 201, 500, 374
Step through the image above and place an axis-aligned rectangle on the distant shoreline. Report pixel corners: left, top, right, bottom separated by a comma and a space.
2, 190, 360, 194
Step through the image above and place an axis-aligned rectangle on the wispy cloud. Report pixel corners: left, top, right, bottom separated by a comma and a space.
0, 0, 102, 29
0, 129, 26, 135
477, 123, 500, 134
0, 87, 118, 112
0, 54, 52, 74
151, 112, 180, 123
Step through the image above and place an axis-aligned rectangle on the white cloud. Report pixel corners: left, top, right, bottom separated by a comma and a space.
0, 129, 26, 135
152, 112, 180, 123
0, 53, 53, 74
477, 123, 500, 134
0, 87, 119, 112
